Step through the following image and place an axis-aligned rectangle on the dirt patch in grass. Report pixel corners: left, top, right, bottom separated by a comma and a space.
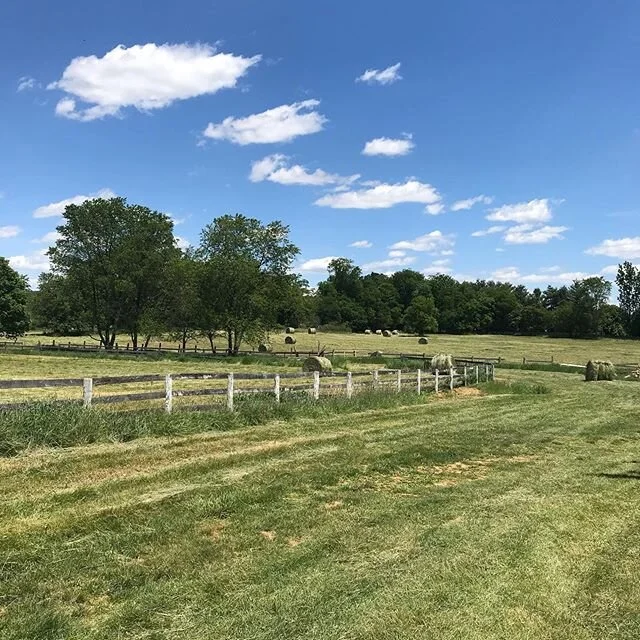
260, 530, 276, 541
324, 500, 343, 510
454, 387, 484, 398
199, 519, 227, 541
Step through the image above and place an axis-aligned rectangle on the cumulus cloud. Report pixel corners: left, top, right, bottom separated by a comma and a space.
33, 188, 116, 218
299, 256, 339, 272
471, 225, 505, 237
356, 63, 402, 85
32, 231, 60, 244
9, 250, 50, 271
426, 203, 445, 215
0, 226, 20, 239
491, 266, 614, 285
203, 100, 326, 145
451, 195, 493, 211
350, 240, 372, 248
585, 237, 640, 259
503, 224, 569, 244
249, 154, 358, 186
486, 198, 552, 224
362, 135, 414, 157
423, 260, 453, 275
49, 43, 260, 121
315, 179, 441, 210
17, 76, 38, 92
600, 264, 620, 275
362, 256, 415, 271
390, 231, 455, 254
388, 250, 406, 258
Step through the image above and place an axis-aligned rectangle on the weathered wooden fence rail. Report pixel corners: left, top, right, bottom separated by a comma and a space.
0, 365, 495, 412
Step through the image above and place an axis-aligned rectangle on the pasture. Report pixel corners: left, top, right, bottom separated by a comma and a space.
15, 330, 640, 365
1, 369, 640, 638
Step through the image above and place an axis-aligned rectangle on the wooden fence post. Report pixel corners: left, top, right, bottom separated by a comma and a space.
346, 372, 353, 399
435, 369, 439, 393
449, 367, 454, 391
313, 371, 320, 400
372, 369, 379, 390
227, 373, 234, 411
492, 364, 496, 381
475, 366, 479, 384
274, 374, 281, 403
83, 378, 93, 408
417, 368, 422, 395
396, 369, 402, 393
463, 366, 468, 386
164, 374, 173, 413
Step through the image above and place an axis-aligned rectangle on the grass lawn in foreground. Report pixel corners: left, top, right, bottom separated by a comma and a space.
1, 370, 639, 638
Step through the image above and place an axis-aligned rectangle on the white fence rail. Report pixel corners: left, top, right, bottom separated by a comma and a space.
0, 365, 495, 412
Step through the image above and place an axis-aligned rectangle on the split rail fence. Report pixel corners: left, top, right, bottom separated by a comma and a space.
0, 365, 495, 413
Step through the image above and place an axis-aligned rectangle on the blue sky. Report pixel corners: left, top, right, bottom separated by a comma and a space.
1, 0, 639, 288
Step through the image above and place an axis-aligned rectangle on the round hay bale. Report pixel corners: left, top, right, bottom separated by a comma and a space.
585, 360, 597, 382
285, 336, 297, 345
257, 343, 271, 353
307, 327, 317, 335
382, 330, 392, 337
285, 327, 296, 334
364, 329, 372, 335
595, 360, 615, 381
431, 353, 454, 372
392, 329, 399, 335
418, 337, 429, 345
375, 329, 382, 335
370, 350, 384, 357
302, 356, 333, 372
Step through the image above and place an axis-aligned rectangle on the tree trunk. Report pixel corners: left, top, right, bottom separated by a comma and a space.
207, 331, 215, 353
227, 328, 233, 355
181, 329, 187, 352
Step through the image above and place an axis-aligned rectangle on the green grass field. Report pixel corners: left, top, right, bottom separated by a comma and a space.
15, 330, 640, 365
1, 369, 640, 639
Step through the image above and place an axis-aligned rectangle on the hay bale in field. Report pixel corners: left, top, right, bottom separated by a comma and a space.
431, 353, 454, 372
392, 329, 399, 335
257, 343, 272, 353
307, 327, 317, 335
418, 337, 429, 345
370, 350, 384, 357
285, 327, 296, 334
285, 336, 297, 345
364, 329, 372, 335
375, 329, 382, 335
585, 360, 597, 382
597, 360, 616, 381
302, 356, 333, 372
382, 330, 392, 337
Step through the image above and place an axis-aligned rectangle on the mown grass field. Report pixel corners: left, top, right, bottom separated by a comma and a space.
1, 370, 640, 639
15, 330, 640, 365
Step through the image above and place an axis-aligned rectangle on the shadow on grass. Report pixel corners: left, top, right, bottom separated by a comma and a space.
597, 470, 640, 480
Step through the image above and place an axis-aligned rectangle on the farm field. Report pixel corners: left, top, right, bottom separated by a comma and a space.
1, 370, 640, 639
15, 331, 640, 365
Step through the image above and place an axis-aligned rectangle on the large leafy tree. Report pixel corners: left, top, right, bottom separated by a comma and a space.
616, 261, 640, 336
197, 214, 299, 353
403, 295, 438, 335
48, 197, 177, 349
0, 258, 30, 338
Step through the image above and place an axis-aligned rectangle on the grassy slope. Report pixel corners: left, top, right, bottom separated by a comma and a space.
16, 331, 640, 365
1, 371, 640, 639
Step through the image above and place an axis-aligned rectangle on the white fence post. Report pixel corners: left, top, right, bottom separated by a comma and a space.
346, 372, 353, 399
274, 374, 281, 403
449, 367, 454, 391
372, 369, 379, 390
435, 369, 439, 393
475, 366, 479, 384
417, 368, 422, 395
485, 364, 489, 381
463, 366, 468, 386
492, 364, 496, 381
164, 374, 173, 413
83, 377, 93, 408
396, 369, 402, 393
313, 371, 320, 400
227, 373, 234, 411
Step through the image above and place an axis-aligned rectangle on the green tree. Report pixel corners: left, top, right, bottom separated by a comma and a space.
403, 295, 438, 334
197, 214, 299, 353
48, 197, 177, 349
0, 258, 29, 338
616, 261, 640, 336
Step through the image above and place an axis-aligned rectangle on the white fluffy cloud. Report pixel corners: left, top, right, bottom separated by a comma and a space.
362, 256, 415, 271
203, 100, 326, 145
362, 136, 414, 157
33, 188, 116, 218
49, 43, 260, 121
9, 250, 50, 271
471, 225, 505, 237
299, 256, 339, 272
0, 226, 20, 239
451, 195, 493, 211
390, 230, 455, 254
504, 224, 569, 244
315, 179, 441, 210
17, 76, 38, 92
175, 236, 191, 250
32, 231, 60, 244
350, 240, 372, 248
426, 203, 445, 215
585, 237, 640, 259
249, 154, 357, 186
486, 198, 552, 223
491, 266, 615, 285
356, 63, 402, 85
388, 250, 406, 258
423, 259, 453, 275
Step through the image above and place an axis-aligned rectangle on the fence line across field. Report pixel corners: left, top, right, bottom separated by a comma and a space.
0, 364, 496, 412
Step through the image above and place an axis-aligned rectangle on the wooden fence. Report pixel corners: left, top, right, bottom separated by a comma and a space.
0, 364, 495, 413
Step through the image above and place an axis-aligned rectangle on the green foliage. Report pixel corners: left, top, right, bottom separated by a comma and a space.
616, 261, 640, 337
0, 257, 29, 338
479, 380, 550, 395
403, 295, 438, 334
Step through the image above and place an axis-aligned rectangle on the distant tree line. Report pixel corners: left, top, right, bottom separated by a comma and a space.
1, 197, 639, 346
